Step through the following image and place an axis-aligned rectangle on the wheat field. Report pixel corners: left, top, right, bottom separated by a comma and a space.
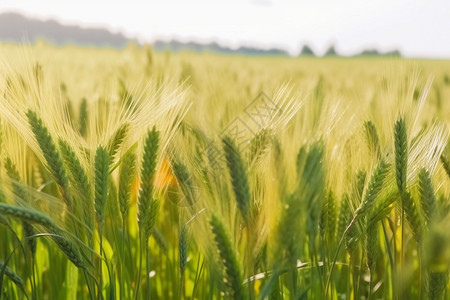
0, 42, 449, 299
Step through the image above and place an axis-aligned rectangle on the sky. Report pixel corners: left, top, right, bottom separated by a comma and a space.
0, 0, 449, 58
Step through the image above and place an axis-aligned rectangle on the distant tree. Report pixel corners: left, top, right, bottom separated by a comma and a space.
324, 45, 338, 57
360, 49, 380, 56
299, 45, 315, 56
354, 48, 402, 57
384, 50, 401, 57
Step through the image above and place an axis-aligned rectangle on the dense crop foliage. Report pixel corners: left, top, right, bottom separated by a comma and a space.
0, 42, 449, 299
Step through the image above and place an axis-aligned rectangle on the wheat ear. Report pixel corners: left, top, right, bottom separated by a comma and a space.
222, 136, 251, 223
27, 109, 72, 207
138, 127, 160, 239
210, 214, 247, 299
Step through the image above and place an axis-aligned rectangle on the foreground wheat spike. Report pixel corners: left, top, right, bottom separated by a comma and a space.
50, 228, 86, 269
354, 159, 390, 218
78, 98, 88, 137
365, 222, 379, 277
364, 120, 381, 158
222, 136, 250, 223
247, 129, 270, 164
210, 214, 246, 299
94, 146, 110, 230
326, 159, 390, 294
179, 225, 189, 276
138, 127, 160, 239
394, 117, 408, 195
172, 158, 195, 206
418, 168, 437, 226
118, 148, 137, 219
27, 109, 72, 207
0, 202, 56, 228
107, 122, 129, 158
0, 203, 85, 268
58, 139, 91, 199
58, 139, 94, 230
403, 192, 424, 243
0, 260, 26, 293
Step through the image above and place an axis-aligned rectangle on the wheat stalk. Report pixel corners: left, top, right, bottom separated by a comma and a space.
4, 157, 37, 254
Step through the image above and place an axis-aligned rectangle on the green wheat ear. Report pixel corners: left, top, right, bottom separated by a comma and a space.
58, 139, 94, 230
94, 146, 110, 230
26, 109, 72, 207
394, 117, 408, 194
440, 154, 450, 180
78, 98, 88, 137
179, 225, 189, 276
354, 159, 390, 219
319, 190, 337, 244
403, 192, 424, 243
118, 147, 137, 219
364, 120, 381, 158
210, 214, 247, 300
0, 260, 26, 293
172, 158, 195, 206
58, 139, 91, 199
365, 222, 379, 275
0, 203, 85, 269
138, 127, 160, 239
107, 122, 129, 159
418, 168, 437, 226
222, 135, 251, 223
